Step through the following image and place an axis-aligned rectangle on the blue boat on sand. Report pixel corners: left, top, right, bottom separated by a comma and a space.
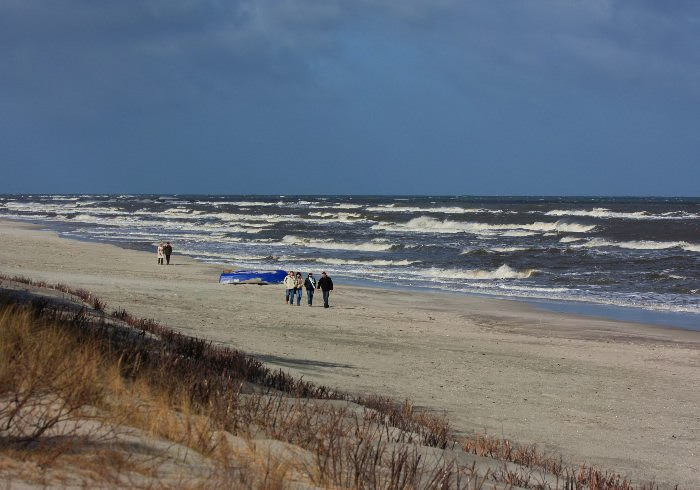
219, 269, 287, 285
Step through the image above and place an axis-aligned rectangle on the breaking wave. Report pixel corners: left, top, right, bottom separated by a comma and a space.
280, 235, 395, 252
560, 236, 584, 243
366, 205, 497, 214
316, 258, 419, 266
576, 238, 700, 253
416, 264, 538, 280
371, 216, 595, 235
545, 208, 700, 220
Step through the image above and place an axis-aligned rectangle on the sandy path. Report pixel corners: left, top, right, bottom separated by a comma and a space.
1, 220, 698, 488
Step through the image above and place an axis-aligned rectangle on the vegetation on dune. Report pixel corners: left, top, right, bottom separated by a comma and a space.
0, 274, 668, 489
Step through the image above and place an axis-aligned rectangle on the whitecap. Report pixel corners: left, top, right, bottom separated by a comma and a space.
560, 236, 584, 243
371, 216, 594, 235
576, 238, 700, 252
545, 208, 700, 220
279, 235, 395, 252
367, 205, 497, 214
315, 258, 419, 266
416, 264, 538, 280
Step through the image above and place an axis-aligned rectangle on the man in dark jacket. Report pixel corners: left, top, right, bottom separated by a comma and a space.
304, 272, 317, 306
163, 242, 173, 265
316, 271, 334, 308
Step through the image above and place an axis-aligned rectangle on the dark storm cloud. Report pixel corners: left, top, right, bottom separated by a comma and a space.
3, 0, 698, 111
1, 0, 699, 194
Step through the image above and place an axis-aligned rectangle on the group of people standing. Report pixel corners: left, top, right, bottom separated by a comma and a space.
156, 242, 173, 265
284, 270, 334, 308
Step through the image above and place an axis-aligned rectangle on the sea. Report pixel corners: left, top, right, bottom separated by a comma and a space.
1, 195, 699, 330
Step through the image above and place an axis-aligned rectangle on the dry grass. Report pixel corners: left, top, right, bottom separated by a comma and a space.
0, 274, 674, 489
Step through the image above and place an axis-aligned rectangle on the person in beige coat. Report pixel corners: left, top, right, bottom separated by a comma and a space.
156, 243, 164, 265
283, 271, 296, 305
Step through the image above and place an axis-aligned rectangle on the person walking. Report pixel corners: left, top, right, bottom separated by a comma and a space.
157, 242, 164, 265
294, 271, 304, 306
283, 271, 296, 305
316, 271, 334, 308
304, 272, 317, 306
163, 242, 173, 265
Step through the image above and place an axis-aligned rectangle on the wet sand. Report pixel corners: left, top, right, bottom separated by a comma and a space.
1, 219, 698, 488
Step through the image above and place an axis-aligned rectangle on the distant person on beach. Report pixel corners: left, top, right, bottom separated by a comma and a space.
283, 270, 296, 305
163, 242, 173, 265
316, 271, 334, 308
294, 271, 304, 306
157, 242, 164, 265
304, 272, 317, 306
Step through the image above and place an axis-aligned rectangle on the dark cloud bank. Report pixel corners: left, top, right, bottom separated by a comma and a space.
1, 1, 699, 195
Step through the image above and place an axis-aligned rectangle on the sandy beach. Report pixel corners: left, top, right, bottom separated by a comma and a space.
1, 219, 698, 488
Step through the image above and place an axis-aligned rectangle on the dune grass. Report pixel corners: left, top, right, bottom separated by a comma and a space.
0, 274, 669, 489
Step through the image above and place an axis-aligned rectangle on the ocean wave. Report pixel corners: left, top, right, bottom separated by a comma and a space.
309, 203, 363, 210
576, 238, 700, 253
500, 230, 538, 237
307, 211, 370, 222
461, 247, 528, 255
198, 200, 280, 207
316, 258, 419, 266
371, 216, 594, 235
545, 208, 700, 220
366, 205, 498, 214
560, 236, 584, 243
415, 264, 538, 280
177, 249, 274, 262
280, 235, 395, 252
25, 212, 269, 234
3, 201, 76, 213
81, 230, 241, 244
36, 195, 80, 201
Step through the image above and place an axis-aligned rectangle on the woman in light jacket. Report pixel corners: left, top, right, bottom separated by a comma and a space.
157, 242, 165, 265
294, 271, 304, 306
283, 271, 296, 305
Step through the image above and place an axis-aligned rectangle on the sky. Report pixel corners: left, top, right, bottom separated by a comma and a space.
1, 0, 699, 196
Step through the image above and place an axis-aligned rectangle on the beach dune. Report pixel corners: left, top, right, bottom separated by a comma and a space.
1, 220, 698, 488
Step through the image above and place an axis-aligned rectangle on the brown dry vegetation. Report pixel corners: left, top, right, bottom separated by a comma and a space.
0, 274, 671, 489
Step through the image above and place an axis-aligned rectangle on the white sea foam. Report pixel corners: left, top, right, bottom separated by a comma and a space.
371, 216, 594, 235
199, 201, 279, 207
316, 258, 419, 266
160, 208, 204, 217
560, 236, 584, 243
500, 230, 538, 237
280, 235, 395, 252
307, 211, 368, 222
684, 243, 700, 253
177, 249, 274, 261
545, 208, 700, 220
43, 196, 79, 201
366, 205, 498, 214
517, 221, 595, 233
414, 264, 538, 280
38, 212, 268, 234
576, 238, 700, 253
460, 246, 527, 254
3, 202, 76, 213
309, 203, 363, 210
491, 246, 529, 253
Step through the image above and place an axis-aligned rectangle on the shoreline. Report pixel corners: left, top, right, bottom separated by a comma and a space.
340, 275, 700, 333
1, 218, 699, 488
8, 216, 700, 332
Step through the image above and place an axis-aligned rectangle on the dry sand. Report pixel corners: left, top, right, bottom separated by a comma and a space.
1, 219, 698, 488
